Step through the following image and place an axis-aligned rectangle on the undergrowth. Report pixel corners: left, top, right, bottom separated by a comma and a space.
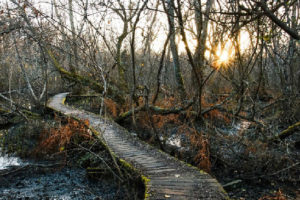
178, 125, 211, 173
33, 115, 144, 200
67, 93, 300, 199
259, 189, 287, 200
34, 115, 91, 156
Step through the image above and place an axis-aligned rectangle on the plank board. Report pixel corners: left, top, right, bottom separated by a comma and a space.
48, 93, 228, 200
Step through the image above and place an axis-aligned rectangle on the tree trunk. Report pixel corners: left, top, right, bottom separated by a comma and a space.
68, 0, 78, 73
165, 0, 186, 100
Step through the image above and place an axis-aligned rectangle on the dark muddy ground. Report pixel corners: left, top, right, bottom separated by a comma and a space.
0, 122, 139, 200
0, 162, 127, 200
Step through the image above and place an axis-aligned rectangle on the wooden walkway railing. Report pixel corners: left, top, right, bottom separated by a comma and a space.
48, 93, 228, 200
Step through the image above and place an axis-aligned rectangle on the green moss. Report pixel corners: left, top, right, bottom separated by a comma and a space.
118, 159, 150, 200
141, 175, 150, 184
62, 97, 66, 104
89, 127, 100, 136
119, 111, 129, 118
185, 163, 206, 174
217, 182, 231, 200
141, 175, 151, 200
22, 110, 41, 119
51, 93, 229, 199
47, 50, 124, 104
0, 107, 9, 113
119, 158, 137, 172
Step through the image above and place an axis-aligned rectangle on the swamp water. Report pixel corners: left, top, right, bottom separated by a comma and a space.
0, 148, 22, 170
0, 132, 129, 200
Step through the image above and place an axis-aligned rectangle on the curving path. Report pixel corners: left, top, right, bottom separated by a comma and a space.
47, 93, 228, 200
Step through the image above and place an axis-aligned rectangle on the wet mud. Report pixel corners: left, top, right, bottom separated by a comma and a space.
0, 163, 126, 200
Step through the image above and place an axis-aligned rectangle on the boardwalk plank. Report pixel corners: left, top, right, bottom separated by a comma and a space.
47, 93, 228, 200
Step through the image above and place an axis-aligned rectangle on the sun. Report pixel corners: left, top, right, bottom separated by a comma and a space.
214, 48, 232, 68
218, 50, 229, 64
213, 39, 236, 69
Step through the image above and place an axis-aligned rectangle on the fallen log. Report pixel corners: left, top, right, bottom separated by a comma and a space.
116, 94, 232, 122
47, 50, 125, 104
116, 100, 194, 122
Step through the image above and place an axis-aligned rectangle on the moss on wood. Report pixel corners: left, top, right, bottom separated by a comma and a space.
48, 93, 229, 199
47, 50, 125, 104
141, 175, 151, 200
271, 121, 300, 141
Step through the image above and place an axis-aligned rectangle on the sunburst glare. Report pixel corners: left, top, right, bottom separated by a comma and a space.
214, 41, 234, 68
218, 50, 229, 64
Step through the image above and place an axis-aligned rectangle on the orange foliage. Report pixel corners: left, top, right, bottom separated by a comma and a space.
259, 190, 287, 200
138, 96, 144, 107
137, 112, 151, 129
203, 109, 231, 124
104, 98, 118, 118
152, 97, 181, 128
152, 114, 180, 129
137, 112, 180, 132
179, 125, 211, 172
35, 117, 91, 155
239, 111, 248, 117
137, 96, 181, 129
202, 96, 231, 124
137, 95, 213, 172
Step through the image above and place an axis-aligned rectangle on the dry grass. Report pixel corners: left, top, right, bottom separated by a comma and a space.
34, 116, 91, 156
202, 96, 231, 125
179, 125, 211, 172
104, 98, 118, 118
259, 189, 287, 200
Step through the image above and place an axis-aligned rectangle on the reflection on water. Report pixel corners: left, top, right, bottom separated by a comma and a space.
0, 148, 22, 170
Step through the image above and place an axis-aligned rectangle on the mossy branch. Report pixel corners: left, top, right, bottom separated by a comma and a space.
0, 95, 40, 120
116, 100, 194, 122
0, 107, 10, 114
270, 121, 300, 141
47, 50, 125, 104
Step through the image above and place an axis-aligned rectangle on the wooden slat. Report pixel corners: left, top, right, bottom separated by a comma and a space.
47, 93, 229, 200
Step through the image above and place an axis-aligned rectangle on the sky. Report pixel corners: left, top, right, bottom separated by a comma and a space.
1, 0, 252, 65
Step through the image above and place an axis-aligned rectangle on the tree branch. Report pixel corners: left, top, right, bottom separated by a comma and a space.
116, 100, 194, 122
47, 50, 125, 104
257, 0, 300, 40
270, 121, 300, 141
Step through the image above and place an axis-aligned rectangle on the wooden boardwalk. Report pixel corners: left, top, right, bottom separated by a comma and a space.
48, 93, 228, 200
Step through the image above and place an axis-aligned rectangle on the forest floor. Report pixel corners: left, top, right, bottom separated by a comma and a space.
67, 95, 300, 200
0, 94, 299, 200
